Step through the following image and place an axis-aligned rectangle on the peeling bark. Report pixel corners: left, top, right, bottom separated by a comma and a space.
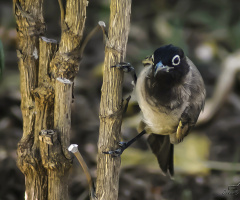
14, 0, 47, 199
14, 0, 87, 199
50, 0, 88, 80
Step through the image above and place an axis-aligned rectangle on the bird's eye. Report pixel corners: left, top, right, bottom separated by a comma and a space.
172, 55, 180, 66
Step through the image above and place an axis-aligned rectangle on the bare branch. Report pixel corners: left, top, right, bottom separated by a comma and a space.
79, 21, 107, 59
58, 0, 65, 27
68, 144, 96, 200
96, 0, 132, 199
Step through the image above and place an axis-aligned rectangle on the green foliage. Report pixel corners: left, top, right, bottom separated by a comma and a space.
0, 40, 4, 80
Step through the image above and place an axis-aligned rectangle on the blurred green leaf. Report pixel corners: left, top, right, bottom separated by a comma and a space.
121, 147, 159, 169
0, 40, 4, 80
174, 132, 211, 175
121, 132, 211, 176
229, 23, 240, 49
189, 13, 229, 34
153, 15, 188, 52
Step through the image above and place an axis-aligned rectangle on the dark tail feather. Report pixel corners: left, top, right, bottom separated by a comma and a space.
147, 134, 174, 176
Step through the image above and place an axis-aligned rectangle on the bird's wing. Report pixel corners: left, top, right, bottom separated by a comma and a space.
175, 106, 193, 143
174, 57, 206, 143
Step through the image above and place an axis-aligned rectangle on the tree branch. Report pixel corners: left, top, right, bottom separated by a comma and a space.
15, 0, 88, 199
50, 0, 88, 80
14, 0, 47, 199
96, 0, 132, 199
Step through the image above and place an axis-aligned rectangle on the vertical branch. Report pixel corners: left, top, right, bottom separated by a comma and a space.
39, 130, 70, 200
48, 0, 88, 180
38, 37, 58, 85
47, 0, 88, 199
54, 77, 73, 160
50, 0, 88, 80
14, 0, 87, 198
49, 0, 88, 163
96, 0, 132, 199
14, 0, 45, 140
14, 0, 47, 199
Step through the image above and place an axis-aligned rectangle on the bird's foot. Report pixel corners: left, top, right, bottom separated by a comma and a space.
118, 141, 128, 148
111, 62, 134, 73
112, 62, 137, 85
103, 142, 128, 157
103, 148, 124, 157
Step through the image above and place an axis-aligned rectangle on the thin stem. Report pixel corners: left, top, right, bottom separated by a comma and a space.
79, 21, 108, 59
69, 144, 96, 199
58, 0, 65, 28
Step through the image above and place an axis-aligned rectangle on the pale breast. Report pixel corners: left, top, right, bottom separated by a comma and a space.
135, 66, 187, 135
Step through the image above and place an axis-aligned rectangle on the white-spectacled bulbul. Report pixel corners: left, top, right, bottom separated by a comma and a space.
104, 44, 206, 176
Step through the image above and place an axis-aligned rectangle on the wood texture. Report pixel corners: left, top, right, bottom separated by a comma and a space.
96, 0, 132, 199
14, 1, 47, 199
14, 0, 87, 199
54, 77, 73, 160
50, 0, 88, 80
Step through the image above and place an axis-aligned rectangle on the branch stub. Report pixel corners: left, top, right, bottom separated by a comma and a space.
68, 144, 79, 153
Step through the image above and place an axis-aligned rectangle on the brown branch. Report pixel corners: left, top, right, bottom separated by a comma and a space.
58, 0, 65, 27
39, 130, 72, 200
15, 0, 88, 199
14, 0, 47, 199
96, 0, 132, 199
54, 77, 73, 160
50, 0, 88, 80
69, 144, 96, 200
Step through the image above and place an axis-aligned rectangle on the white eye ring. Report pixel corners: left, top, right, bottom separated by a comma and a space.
172, 55, 180, 66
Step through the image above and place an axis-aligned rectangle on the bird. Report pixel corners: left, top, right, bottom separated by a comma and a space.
104, 44, 206, 176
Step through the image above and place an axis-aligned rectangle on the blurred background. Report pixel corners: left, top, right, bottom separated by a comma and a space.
1, 0, 240, 199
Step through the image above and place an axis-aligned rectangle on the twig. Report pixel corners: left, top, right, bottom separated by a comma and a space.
68, 144, 97, 200
79, 21, 108, 59
58, 0, 65, 28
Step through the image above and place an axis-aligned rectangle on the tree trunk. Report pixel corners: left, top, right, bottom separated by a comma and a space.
14, 0, 87, 199
96, 0, 132, 199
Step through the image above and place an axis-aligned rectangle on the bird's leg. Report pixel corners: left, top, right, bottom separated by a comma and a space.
104, 62, 139, 157
112, 62, 137, 85
103, 130, 146, 157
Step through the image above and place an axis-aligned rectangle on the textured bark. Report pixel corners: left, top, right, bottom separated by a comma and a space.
14, 1, 47, 199
54, 77, 73, 160
96, 0, 132, 199
14, 0, 87, 199
50, 0, 88, 80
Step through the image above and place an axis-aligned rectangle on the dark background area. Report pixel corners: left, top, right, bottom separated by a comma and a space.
1, 0, 240, 199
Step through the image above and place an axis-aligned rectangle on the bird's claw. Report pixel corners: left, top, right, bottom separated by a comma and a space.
103, 148, 124, 157
111, 62, 134, 73
118, 141, 127, 148
103, 142, 127, 157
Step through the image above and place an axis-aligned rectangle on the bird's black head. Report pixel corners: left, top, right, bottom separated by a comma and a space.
144, 45, 191, 106
153, 44, 189, 77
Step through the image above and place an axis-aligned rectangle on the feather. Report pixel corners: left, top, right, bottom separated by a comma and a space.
147, 134, 174, 176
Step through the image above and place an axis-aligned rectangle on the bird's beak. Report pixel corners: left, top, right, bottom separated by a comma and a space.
154, 61, 174, 76
142, 55, 154, 67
